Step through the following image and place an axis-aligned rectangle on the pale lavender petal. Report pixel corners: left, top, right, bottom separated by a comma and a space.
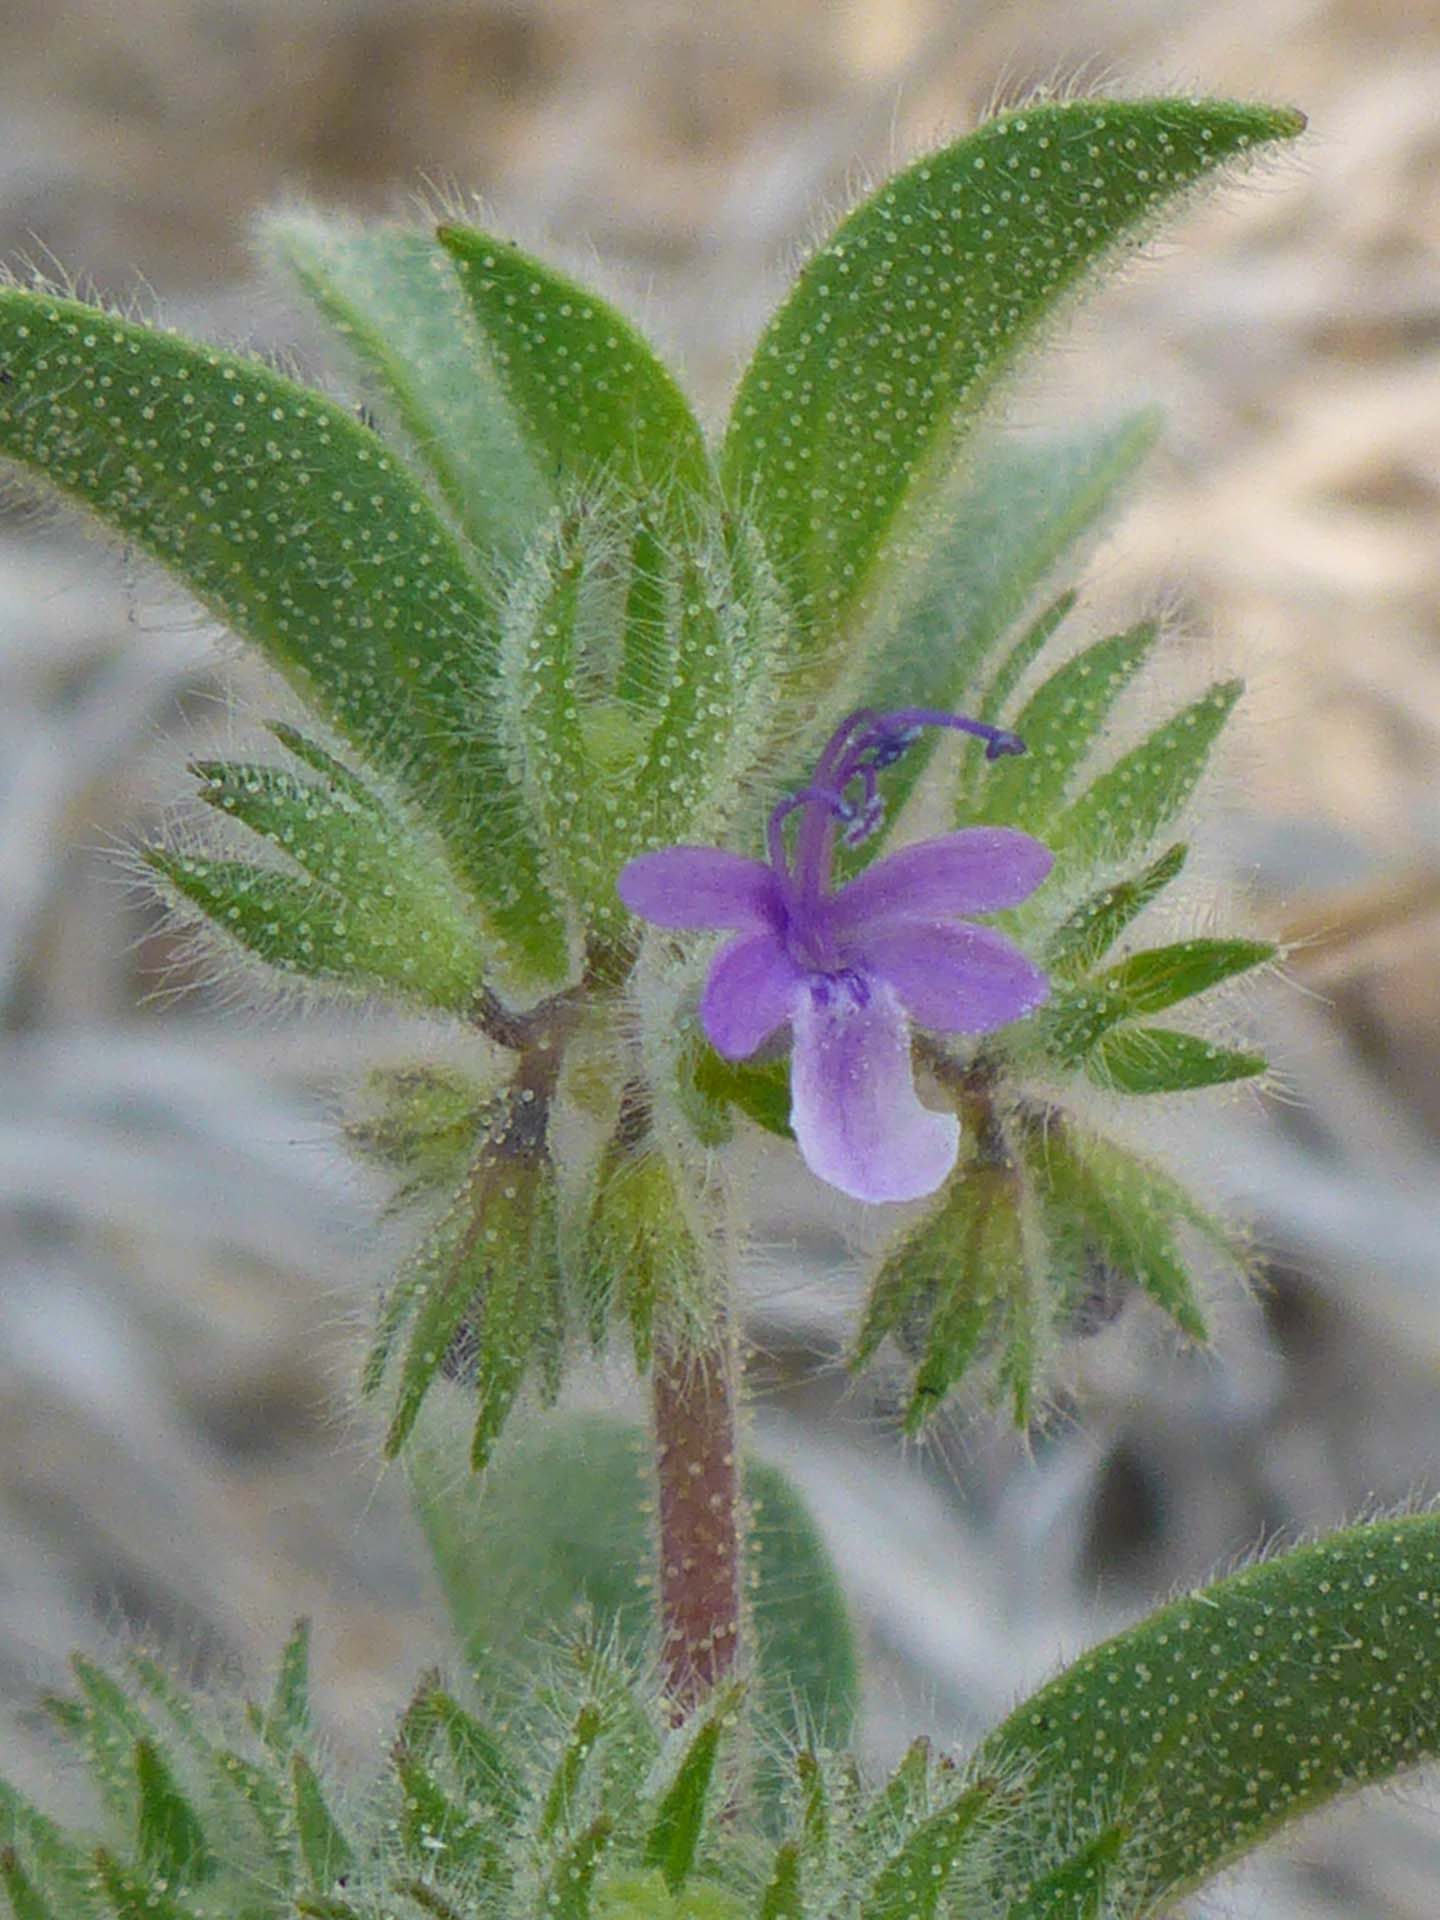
618, 847, 784, 930
826, 829, 1053, 931
790, 972, 959, 1204
701, 932, 804, 1059
856, 921, 1049, 1033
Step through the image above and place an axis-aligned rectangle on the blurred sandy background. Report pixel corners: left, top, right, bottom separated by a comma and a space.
4, 1, 1440, 1910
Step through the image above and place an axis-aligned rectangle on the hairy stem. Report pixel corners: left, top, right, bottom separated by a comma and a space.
651, 1318, 744, 1716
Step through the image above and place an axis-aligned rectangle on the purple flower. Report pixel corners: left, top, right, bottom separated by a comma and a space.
618, 708, 1053, 1205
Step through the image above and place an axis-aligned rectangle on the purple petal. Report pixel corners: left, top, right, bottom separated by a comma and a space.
790, 972, 959, 1204
856, 921, 1049, 1033
701, 932, 804, 1059
826, 829, 1053, 932
617, 847, 784, 931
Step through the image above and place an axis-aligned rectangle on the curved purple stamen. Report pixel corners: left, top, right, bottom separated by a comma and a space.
767, 707, 1027, 904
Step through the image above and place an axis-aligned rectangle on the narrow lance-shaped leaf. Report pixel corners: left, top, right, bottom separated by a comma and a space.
542, 1817, 612, 1920
1038, 937, 1272, 1066
146, 852, 481, 1012
438, 224, 713, 516
724, 100, 1304, 646
134, 1740, 214, 1886
189, 757, 488, 1009
1097, 936, 1275, 1015
369, 1088, 556, 1467
1048, 679, 1241, 871
1087, 1024, 1266, 1095
1024, 1123, 1207, 1342
757, 1844, 801, 1920
973, 620, 1157, 831
853, 1175, 984, 1374
405, 1691, 524, 1827
1044, 843, 1187, 978
642, 1691, 737, 1891
291, 1755, 353, 1892
260, 1619, 312, 1756
263, 213, 552, 561
0, 288, 566, 984
864, 1783, 995, 1920
976, 1514, 1440, 1914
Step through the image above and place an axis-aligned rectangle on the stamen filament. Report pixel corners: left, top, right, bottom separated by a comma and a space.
768, 707, 1028, 904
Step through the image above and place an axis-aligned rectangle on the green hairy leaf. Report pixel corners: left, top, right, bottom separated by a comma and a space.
1044, 843, 1187, 977
863, 1784, 994, 1920
0, 1851, 53, 1920
147, 848, 483, 1011
186, 751, 489, 1010
264, 212, 552, 560
1097, 936, 1276, 1014
410, 1414, 858, 1756
1039, 936, 1273, 1067
0, 287, 567, 986
133, 1741, 212, 1885
642, 1695, 735, 1891
1049, 678, 1242, 870
1024, 1122, 1208, 1342
979, 1513, 1440, 1913
725, 99, 1303, 645
290, 1753, 353, 1891
974, 619, 1157, 830
1087, 1024, 1268, 1094
498, 508, 772, 950
438, 224, 712, 515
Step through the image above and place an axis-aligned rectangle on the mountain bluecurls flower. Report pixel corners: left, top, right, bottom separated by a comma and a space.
618, 709, 1053, 1203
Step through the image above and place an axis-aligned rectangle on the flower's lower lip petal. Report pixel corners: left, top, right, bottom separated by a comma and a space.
618, 847, 784, 931
853, 921, 1050, 1032
700, 932, 804, 1059
826, 829, 1053, 929
789, 973, 959, 1204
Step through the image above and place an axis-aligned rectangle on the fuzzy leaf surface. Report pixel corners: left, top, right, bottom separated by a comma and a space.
1048, 680, 1241, 872
1087, 1025, 1266, 1094
974, 620, 1157, 830
438, 225, 712, 515
147, 853, 482, 1010
0, 288, 566, 983
410, 1414, 857, 1755
724, 100, 1303, 646
1044, 844, 1187, 979
978, 1514, 1440, 1912
1025, 1124, 1207, 1341
1037, 939, 1269, 1070
190, 756, 488, 1008
264, 213, 551, 559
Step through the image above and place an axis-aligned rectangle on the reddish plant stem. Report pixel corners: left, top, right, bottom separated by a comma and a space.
651, 1319, 744, 1718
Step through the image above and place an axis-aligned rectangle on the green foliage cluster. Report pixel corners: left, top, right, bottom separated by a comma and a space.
6, 78, 1440, 1920
0, 96, 1301, 1458
10, 1516, 1440, 1920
